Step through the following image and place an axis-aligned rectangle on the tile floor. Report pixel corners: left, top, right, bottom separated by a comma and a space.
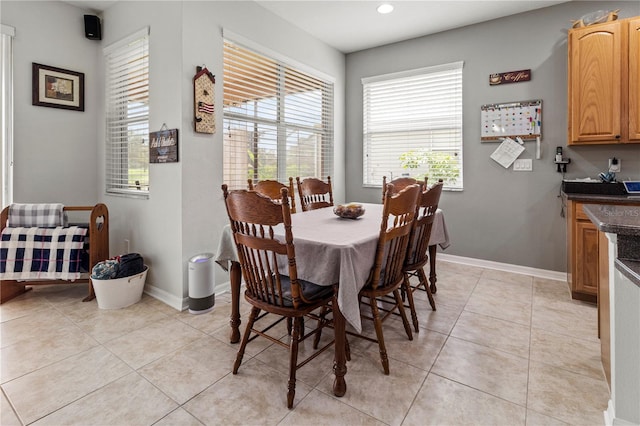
1, 260, 610, 425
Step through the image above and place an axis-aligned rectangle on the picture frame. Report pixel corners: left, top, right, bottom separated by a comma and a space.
32, 63, 85, 111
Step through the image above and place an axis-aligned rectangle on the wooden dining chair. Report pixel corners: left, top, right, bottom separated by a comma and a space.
350, 183, 420, 375
402, 181, 444, 332
247, 177, 297, 213
221, 185, 336, 408
381, 176, 427, 202
296, 176, 333, 211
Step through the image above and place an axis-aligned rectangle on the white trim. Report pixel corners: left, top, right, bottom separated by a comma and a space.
437, 253, 567, 282
103, 26, 149, 56
222, 28, 336, 84
143, 284, 183, 311
1, 24, 15, 37
362, 60, 464, 85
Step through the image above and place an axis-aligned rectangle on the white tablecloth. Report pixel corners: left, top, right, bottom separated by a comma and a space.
215, 203, 449, 333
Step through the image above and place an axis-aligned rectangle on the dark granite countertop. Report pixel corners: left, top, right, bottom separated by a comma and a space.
563, 192, 640, 204
582, 204, 640, 288
582, 204, 640, 237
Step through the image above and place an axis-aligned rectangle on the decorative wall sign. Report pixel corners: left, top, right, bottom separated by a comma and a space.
481, 99, 542, 141
193, 66, 216, 134
32, 63, 84, 111
149, 126, 179, 163
489, 69, 531, 86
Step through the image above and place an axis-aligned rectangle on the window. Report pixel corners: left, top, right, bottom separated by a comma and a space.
104, 27, 149, 197
363, 61, 463, 190
1, 24, 14, 208
223, 38, 334, 189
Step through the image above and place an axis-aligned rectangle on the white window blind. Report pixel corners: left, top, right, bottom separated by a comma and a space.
223, 38, 334, 190
363, 61, 463, 190
104, 28, 149, 197
1, 24, 15, 208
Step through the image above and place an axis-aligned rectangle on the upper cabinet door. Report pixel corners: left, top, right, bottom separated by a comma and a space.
629, 18, 640, 141
568, 21, 623, 144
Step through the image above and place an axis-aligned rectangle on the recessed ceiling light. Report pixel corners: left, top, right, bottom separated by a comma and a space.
377, 4, 394, 14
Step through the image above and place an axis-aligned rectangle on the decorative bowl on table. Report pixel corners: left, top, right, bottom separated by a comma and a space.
333, 203, 365, 219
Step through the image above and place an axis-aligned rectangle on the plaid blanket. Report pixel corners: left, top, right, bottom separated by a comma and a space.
8, 203, 66, 228
0, 226, 87, 280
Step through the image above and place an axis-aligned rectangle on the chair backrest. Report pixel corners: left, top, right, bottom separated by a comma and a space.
296, 176, 334, 212
247, 178, 297, 213
222, 185, 305, 309
381, 176, 427, 203
404, 182, 444, 270
368, 184, 421, 290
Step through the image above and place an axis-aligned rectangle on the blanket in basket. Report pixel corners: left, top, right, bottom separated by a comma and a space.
0, 226, 87, 280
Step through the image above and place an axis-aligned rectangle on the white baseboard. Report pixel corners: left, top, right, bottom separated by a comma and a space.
437, 253, 566, 282
145, 282, 232, 311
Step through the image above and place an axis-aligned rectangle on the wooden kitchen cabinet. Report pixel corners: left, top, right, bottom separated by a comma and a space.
568, 202, 600, 302
568, 17, 640, 145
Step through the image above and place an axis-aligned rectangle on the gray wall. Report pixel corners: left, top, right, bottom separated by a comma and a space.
2, 1, 100, 205
345, 1, 640, 273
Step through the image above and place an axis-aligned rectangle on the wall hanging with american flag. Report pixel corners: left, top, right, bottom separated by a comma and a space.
193, 66, 216, 134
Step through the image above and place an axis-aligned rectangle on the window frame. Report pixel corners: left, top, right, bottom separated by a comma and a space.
1, 24, 15, 208
362, 61, 464, 191
104, 27, 150, 198
222, 33, 334, 190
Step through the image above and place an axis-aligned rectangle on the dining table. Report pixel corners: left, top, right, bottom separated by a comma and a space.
214, 202, 450, 397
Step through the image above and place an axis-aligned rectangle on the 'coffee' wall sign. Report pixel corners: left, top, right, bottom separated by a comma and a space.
489, 69, 531, 86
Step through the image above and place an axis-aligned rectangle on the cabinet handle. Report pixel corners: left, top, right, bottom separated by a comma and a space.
615, 135, 621, 139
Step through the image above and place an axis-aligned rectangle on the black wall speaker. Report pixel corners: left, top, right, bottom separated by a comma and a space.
84, 15, 101, 40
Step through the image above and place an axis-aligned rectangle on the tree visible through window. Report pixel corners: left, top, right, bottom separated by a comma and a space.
223, 39, 334, 189
362, 61, 463, 190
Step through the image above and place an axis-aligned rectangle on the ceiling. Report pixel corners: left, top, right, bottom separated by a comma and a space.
65, 0, 572, 53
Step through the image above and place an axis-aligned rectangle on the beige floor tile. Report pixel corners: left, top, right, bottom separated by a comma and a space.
317, 347, 428, 426
481, 268, 534, 286
413, 300, 463, 335
474, 276, 533, 304
75, 301, 170, 343
279, 389, 385, 425
155, 408, 204, 426
254, 327, 335, 388
1, 306, 71, 348
525, 409, 569, 425
104, 316, 205, 369
139, 336, 238, 404
369, 317, 448, 372
2, 346, 132, 424
0, 291, 52, 323
527, 361, 609, 425
531, 300, 598, 343
413, 269, 479, 309
532, 277, 570, 300
530, 328, 605, 380
184, 357, 312, 424
0, 390, 21, 426
1, 321, 99, 383
31, 372, 177, 426
464, 289, 532, 326
431, 336, 529, 406
403, 373, 526, 426
451, 310, 530, 358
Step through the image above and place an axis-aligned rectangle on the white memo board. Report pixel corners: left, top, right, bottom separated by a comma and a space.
481, 99, 541, 141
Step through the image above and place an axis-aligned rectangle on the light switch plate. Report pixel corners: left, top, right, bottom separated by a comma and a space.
513, 159, 533, 171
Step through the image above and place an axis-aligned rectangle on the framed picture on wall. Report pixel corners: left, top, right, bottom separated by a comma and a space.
32, 63, 85, 111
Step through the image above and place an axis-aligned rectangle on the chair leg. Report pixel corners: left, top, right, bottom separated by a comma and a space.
418, 267, 436, 311
286, 317, 293, 335
233, 307, 260, 374
287, 316, 302, 409
313, 305, 328, 349
403, 274, 420, 332
393, 288, 413, 341
369, 296, 390, 375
